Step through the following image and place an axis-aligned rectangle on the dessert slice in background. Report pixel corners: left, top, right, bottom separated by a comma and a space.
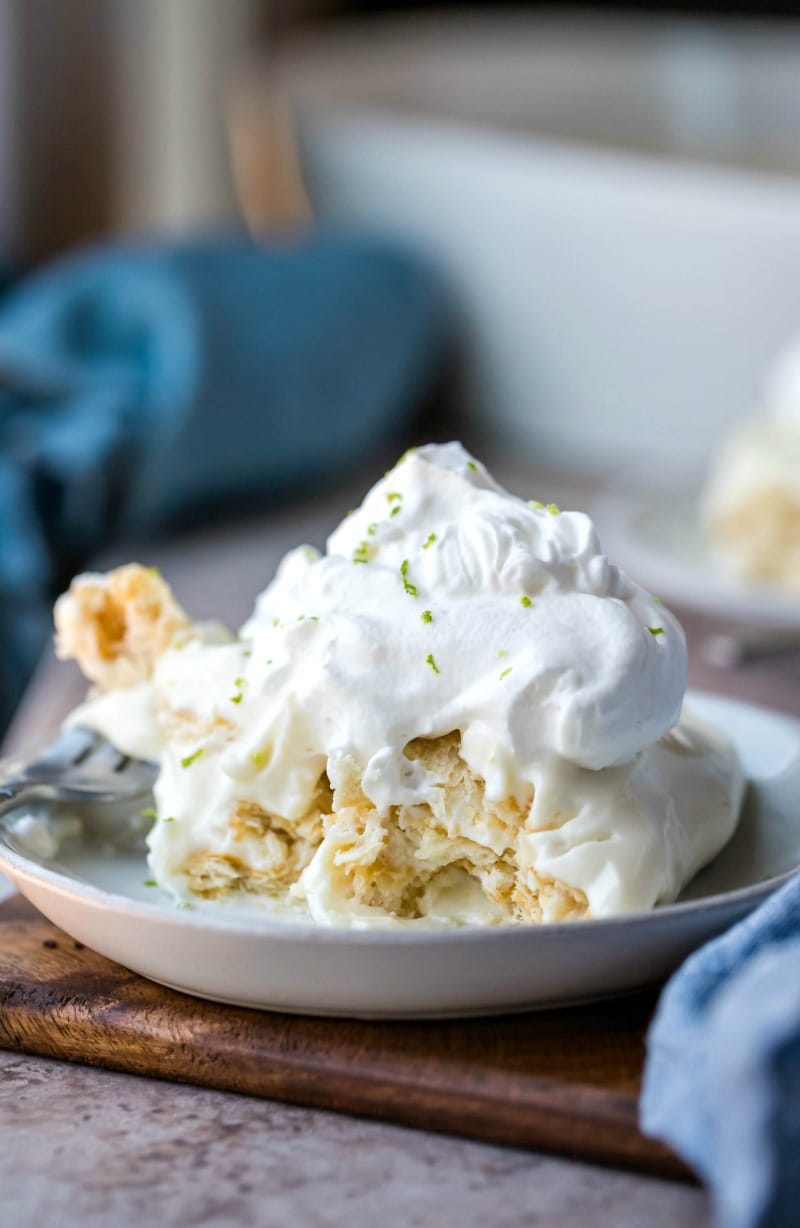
704, 344, 800, 593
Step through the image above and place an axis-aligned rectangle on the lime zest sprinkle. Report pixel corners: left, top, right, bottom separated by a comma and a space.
423, 533, 437, 550
466, 460, 478, 472
529, 499, 544, 509
143, 879, 158, 888
426, 652, 440, 675
648, 626, 665, 637
310, 615, 319, 621
547, 502, 560, 516
353, 540, 371, 564
234, 677, 247, 688
387, 491, 402, 504
400, 559, 417, 596
272, 617, 281, 627
421, 609, 433, 624
520, 595, 533, 608
399, 447, 417, 464
652, 596, 663, 605
181, 747, 205, 768
498, 649, 508, 658
367, 522, 377, 536
242, 649, 252, 658
140, 806, 157, 821
390, 505, 402, 518
164, 816, 175, 823
230, 693, 243, 704
250, 750, 266, 769
297, 614, 306, 621
499, 667, 513, 680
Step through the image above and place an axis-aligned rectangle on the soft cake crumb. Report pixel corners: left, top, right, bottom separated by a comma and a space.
55, 564, 191, 688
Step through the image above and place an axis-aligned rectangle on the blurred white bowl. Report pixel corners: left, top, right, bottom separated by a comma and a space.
273, 13, 800, 474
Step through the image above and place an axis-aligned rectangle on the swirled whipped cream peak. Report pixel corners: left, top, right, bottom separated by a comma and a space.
56, 442, 743, 927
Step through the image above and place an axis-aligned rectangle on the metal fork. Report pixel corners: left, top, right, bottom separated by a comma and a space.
0, 727, 158, 819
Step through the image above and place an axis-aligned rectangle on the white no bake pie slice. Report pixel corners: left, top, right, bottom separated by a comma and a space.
56, 444, 744, 927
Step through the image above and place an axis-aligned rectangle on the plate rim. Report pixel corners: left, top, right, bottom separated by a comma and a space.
1, 689, 798, 948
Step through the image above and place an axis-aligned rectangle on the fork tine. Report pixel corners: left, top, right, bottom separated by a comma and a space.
31, 727, 101, 769
81, 738, 131, 775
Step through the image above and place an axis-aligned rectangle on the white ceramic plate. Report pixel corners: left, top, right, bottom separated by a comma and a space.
594, 485, 800, 627
1, 692, 798, 1018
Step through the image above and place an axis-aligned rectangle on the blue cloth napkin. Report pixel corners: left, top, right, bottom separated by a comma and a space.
0, 231, 446, 732
641, 876, 800, 1228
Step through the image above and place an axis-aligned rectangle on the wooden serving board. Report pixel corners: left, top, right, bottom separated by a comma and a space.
0, 895, 689, 1182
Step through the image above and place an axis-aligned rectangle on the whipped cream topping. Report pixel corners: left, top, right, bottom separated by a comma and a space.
68, 443, 742, 922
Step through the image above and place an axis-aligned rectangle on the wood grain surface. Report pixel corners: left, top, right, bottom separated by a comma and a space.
0, 895, 690, 1182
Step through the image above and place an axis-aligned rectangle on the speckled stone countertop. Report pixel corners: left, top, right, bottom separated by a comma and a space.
0, 1046, 710, 1228
0, 468, 750, 1227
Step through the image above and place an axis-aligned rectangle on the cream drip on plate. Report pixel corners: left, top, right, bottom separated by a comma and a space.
60, 443, 743, 925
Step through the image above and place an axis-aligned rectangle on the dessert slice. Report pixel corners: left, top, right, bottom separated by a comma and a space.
704, 344, 800, 593
56, 443, 744, 926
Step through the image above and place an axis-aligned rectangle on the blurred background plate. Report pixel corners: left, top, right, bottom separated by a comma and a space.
594, 478, 800, 627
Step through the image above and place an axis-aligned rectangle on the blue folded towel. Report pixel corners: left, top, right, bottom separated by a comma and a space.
0, 232, 446, 731
641, 875, 800, 1228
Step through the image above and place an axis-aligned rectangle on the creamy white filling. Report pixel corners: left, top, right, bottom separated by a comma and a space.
68, 442, 743, 924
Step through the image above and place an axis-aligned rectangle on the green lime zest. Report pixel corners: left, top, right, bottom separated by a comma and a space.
400, 559, 417, 596
547, 502, 560, 516
426, 653, 440, 675
529, 499, 544, 509
140, 806, 157, 821
520, 595, 533, 608
423, 533, 437, 550
466, 460, 478, 472
181, 747, 205, 769
143, 880, 158, 888
250, 750, 266, 769
499, 667, 513, 680
421, 609, 433, 624
648, 626, 665, 637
